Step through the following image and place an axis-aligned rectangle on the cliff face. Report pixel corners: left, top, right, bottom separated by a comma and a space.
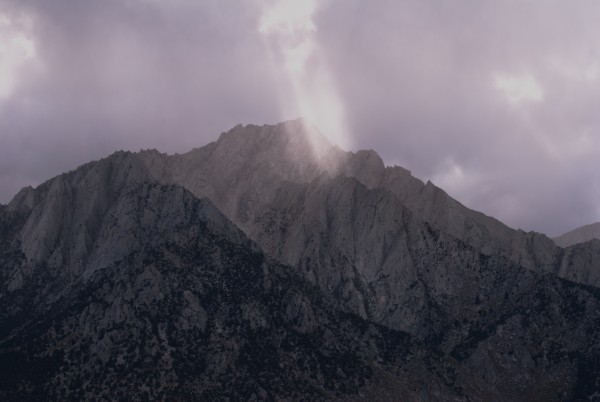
1, 120, 600, 400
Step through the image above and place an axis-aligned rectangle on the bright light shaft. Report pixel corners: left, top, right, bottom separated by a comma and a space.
258, 0, 351, 151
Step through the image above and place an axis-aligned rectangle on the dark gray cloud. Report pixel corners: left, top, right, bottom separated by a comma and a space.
1, 0, 598, 236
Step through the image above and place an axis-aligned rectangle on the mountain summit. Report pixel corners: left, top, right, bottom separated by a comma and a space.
1, 120, 600, 400
136, 119, 600, 290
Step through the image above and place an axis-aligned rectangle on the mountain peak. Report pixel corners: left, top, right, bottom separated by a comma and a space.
217, 118, 334, 158
209, 119, 346, 184
341, 149, 386, 189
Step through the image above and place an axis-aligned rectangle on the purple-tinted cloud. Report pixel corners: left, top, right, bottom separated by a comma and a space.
1, 0, 598, 237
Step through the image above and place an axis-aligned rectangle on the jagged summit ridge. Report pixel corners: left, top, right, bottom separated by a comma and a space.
7, 120, 600, 291
9, 120, 599, 290
129, 121, 600, 290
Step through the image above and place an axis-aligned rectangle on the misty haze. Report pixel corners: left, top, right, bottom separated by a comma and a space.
1, 1, 599, 401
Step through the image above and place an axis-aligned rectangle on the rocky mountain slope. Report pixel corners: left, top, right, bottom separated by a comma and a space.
0, 157, 435, 400
1, 186, 419, 399
1, 120, 600, 400
555, 222, 600, 247
136, 119, 600, 290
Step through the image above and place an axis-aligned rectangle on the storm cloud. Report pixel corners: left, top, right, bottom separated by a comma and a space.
1, 0, 599, 236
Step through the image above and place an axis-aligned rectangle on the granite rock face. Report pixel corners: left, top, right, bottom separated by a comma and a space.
136, 120, 600, 289
1, 120, 600, 400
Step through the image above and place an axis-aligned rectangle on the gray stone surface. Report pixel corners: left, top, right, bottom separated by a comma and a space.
133, 119, 600, 290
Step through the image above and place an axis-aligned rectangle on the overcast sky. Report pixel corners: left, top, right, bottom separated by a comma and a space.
1, 0, 599, 237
